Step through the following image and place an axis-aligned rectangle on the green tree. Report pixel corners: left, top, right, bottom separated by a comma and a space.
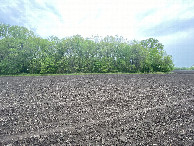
0, 23, 35, 74
140, 38, 173, 72
0, 23, 174, 75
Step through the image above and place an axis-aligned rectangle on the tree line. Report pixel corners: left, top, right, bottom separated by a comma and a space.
0, 23, 174, 75
174, 66, 194, 70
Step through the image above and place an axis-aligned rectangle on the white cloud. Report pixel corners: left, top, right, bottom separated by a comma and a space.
158, 29, 193, 46
47, 0, 143, 39
1, 0, 194, 39
137, 0, 194, 33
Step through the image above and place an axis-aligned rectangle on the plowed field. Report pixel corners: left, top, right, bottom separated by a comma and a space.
1, 72, 194, 145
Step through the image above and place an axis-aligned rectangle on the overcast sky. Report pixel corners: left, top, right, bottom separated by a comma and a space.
0, 0, 194, 67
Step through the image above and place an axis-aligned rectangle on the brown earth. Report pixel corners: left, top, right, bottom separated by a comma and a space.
0, 72, 194, 145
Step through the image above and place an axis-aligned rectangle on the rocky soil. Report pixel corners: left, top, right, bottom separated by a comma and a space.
1, 72, 194, 145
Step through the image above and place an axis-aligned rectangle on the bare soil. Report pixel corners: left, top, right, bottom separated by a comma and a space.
1, 72, 194, 145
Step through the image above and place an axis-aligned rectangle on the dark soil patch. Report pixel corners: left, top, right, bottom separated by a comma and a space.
173, 70, 194, 74
1, 74, 194, 145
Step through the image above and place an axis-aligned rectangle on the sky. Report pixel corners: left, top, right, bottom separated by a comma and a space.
0, 0, 194, 67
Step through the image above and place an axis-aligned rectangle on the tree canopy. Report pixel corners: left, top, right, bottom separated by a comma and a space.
0, 23, 174, 75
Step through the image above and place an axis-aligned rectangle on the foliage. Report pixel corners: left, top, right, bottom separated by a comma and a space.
174, 66, 194, 70
0, 23, 174, 75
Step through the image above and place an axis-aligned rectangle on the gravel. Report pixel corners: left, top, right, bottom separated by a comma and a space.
0, 72, 194, 145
